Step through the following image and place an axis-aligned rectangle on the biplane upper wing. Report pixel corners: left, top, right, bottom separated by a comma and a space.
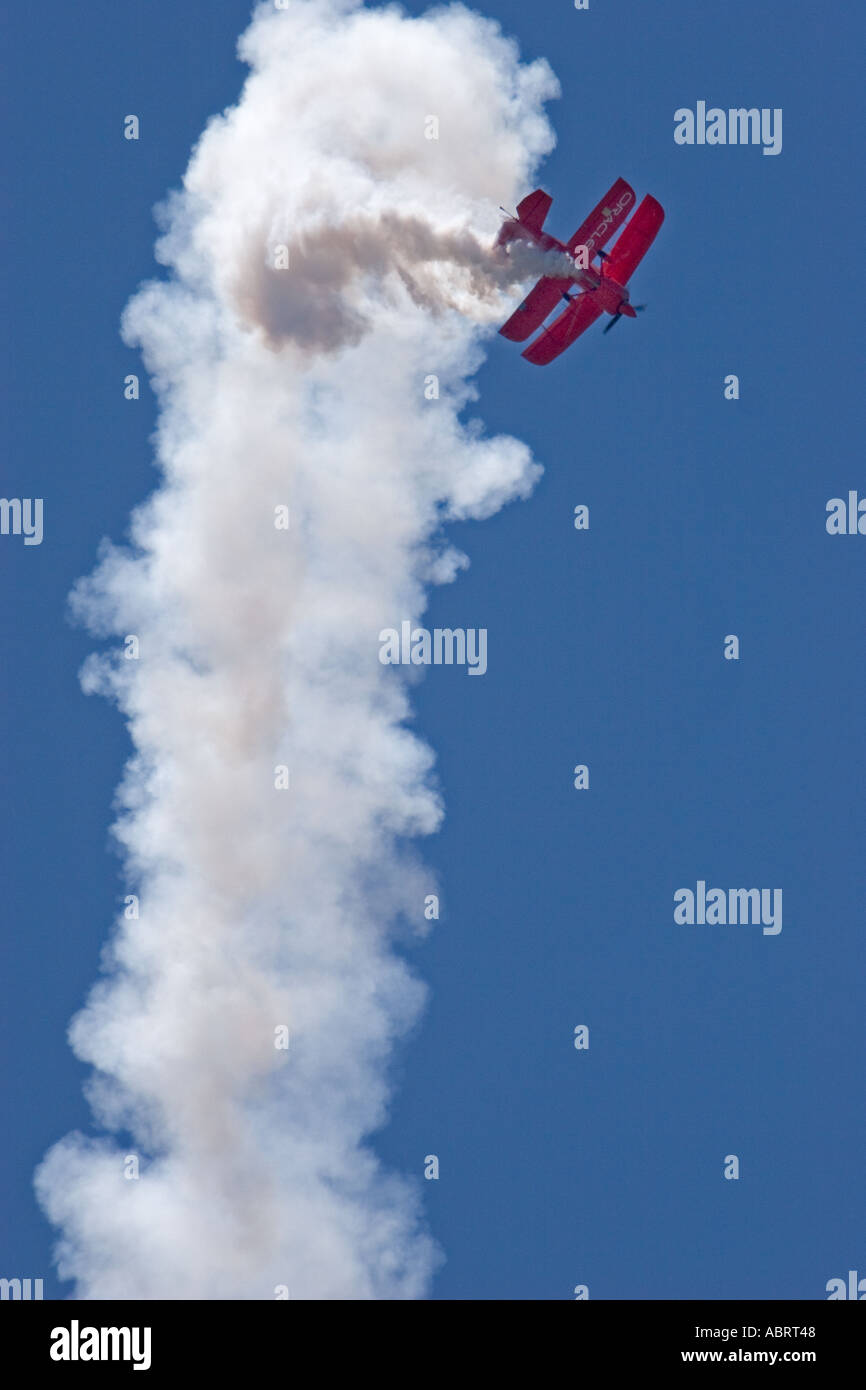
500, 276, 570, 342
604, 194, 665, 284
566, 177, 635, 258
521, 292, 603, 366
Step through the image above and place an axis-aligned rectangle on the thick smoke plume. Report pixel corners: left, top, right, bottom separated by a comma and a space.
36, 0, 556, 1299
242, 211, 582, 350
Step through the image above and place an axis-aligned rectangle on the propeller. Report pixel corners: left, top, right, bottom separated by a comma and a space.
604, 304, 647, 333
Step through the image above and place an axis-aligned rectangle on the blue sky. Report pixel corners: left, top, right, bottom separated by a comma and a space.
2, 0, 863, 1299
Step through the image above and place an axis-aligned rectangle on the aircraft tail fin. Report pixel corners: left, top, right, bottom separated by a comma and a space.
515, 189, 552, 234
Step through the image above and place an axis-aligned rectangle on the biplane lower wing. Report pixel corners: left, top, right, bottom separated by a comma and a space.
521, 292, 603, 366
604, 194, 665, 284
499, 276, 570, 342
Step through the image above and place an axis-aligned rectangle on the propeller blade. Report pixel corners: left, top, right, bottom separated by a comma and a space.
603, 313, 622, 334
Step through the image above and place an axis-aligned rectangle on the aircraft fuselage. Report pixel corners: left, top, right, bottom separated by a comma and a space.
497, 217, 631, 316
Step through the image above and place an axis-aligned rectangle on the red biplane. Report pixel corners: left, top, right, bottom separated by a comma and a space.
497, 178, 664, 364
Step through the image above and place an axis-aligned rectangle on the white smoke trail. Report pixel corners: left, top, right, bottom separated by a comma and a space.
240, 211, 583, 350
35, 0, 556, 1299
